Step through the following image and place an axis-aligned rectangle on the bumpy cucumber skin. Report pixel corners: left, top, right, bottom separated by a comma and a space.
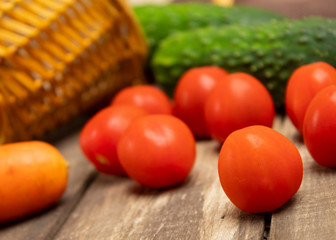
133, 3, 285, 58
152, 17, 336, 107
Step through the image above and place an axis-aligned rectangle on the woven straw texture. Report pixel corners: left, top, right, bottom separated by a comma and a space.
0, 0, 148, 143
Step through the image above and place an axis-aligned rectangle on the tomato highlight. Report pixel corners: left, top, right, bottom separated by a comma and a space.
285, 62, 336, 133
205, 72, 275, 143
117, 114, 196, 188
173, 66, 228, 138
218, 125, 303, 213
79, 105, 147, 175
111, 84, 173, 115
303, 85, 336, 168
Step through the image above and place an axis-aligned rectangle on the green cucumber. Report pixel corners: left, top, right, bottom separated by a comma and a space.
152, 17, 336, 107
133, 3, 285, 59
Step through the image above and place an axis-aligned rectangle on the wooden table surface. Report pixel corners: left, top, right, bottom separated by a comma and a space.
1, 0, 336, 240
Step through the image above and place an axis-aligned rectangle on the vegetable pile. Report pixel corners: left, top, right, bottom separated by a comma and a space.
78, 60, 336, 214
134, 3, 336, 108
2, 2, 336, 225
151, 17, 336, 107
77, 2, 336, 214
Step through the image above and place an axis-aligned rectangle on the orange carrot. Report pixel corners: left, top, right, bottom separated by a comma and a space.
0, 141, 68, 223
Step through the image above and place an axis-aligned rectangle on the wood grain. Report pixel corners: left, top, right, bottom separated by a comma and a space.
269, 118, 336, 240
1, 117, 335, 239
0, 129, 97, 240
54, 140, 264, 240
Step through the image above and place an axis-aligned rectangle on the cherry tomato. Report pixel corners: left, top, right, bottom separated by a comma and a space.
173, 66, 228, 138
111, 84, 173, 115
303, 85, 336, 168
218, 125, 303, 213
204, 72, 275, 143
117, 115, 196, 188
79, 105, 147, 175
285, 62, 336, 133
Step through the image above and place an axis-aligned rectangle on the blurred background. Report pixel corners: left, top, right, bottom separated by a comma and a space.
231, 0, 335, 18
129, 0, 336, 18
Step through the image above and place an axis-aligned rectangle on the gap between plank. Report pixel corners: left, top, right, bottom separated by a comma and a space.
263, 213, 272, 240
44, 170, 99, 240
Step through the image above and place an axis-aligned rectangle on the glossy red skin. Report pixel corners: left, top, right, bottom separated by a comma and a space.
218, 126, 303, 213
285, 62, 336, 134
303, 86, 336, 168
117, 115, 196, 188
173, 66, 228, 138
79, 105, 147, 175
111, 85, 173, 115
204, 72, 275, 143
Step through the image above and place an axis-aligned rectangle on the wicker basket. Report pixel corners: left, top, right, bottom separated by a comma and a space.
0, 0, 148, 144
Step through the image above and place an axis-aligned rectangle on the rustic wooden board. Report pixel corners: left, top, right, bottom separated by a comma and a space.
53, 139, 265, 240
0, 125, 97, 240
1, 115, 335, 240
269, 118, 336, 240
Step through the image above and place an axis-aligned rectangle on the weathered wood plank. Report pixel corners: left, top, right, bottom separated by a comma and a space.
270, 118, 336, 240
1, 112, 334, 240
54, 138, 265, 239
0, 126, 96, 240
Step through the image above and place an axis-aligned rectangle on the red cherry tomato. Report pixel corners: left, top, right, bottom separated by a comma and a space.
285, 62, 336, 133
204, 72, 275, 143
117, 115, 196, 188
218, 125, 303, 213
303, 85, 336, 168
111, 84, 173, 115
79, 105, 147, 175
173, 66, 228, 138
